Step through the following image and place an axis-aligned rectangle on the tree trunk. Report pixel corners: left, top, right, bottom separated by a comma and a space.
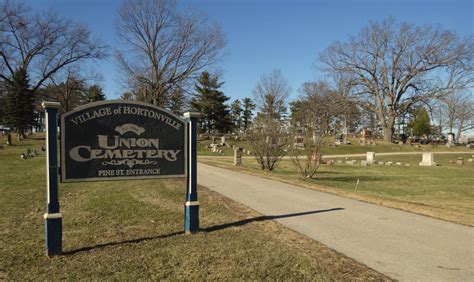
383, 128, 393, 142
383, 116, 395, 142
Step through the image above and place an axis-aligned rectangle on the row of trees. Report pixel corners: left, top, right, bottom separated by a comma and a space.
189, 71, 256, 134
1, 0, 472, 142
247, 18, 473, 143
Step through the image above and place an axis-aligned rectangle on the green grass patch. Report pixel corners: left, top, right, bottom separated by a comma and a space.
0, 134, 386, 280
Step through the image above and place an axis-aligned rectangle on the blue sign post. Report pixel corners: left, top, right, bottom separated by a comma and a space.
42, 101, 200, 256
42, 101, 62, 256
183, 112, 200, 234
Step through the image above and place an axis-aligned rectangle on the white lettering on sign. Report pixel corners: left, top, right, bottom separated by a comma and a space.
68, 123, 181, 168
70, 106, 182, 130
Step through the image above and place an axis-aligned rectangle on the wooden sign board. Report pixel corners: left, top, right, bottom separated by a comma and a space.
60, 101, 187, 182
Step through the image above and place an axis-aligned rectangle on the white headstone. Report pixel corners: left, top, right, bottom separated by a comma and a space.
447, 133, 456, 147
220, 136, 226, 145
366, 152, 375, 164
419, 152, 436, 166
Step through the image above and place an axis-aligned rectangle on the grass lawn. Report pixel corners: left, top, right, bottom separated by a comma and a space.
199, 153, 474, 226
0, 134, 386, 280
198, 137, 472, 157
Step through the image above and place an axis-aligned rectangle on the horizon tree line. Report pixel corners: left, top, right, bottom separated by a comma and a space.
1, 0, 472, 141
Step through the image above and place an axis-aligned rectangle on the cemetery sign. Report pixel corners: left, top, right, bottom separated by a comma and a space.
60, 101, 187, 182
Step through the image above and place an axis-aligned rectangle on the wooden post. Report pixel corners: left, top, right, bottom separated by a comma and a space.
42, 101, 62, 256
183, 112, 200, 234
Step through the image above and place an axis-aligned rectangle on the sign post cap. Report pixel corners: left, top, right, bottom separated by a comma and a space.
183, 112, 201, 118
42, 101, 61, 109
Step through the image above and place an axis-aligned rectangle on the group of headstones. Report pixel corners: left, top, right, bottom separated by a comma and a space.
447, 155, 473, 165
20, 148, 43, 160
206, 135, 252, 157
334, 152, 473, 167
359, 129, 376, 146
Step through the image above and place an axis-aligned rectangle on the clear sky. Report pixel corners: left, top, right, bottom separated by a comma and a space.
25, 0, 473, 102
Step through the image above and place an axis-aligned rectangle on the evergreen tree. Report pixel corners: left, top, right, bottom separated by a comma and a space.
3, 69, 35, 136
230, 99, 243, 133
190, 72, 231, 133
85, 84, 106, 103
241, 97, 256, 133
166, 89, 186, 115
410, 107, 431, 136
120, 92, 134, 100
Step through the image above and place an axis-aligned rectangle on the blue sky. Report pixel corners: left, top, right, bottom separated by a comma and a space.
25, 0, 473, 102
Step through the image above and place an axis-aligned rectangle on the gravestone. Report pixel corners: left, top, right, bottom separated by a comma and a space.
361, 128, 372, 145
419, 152, 436, 166
211, 136, 216, 144
220, 136, 226, 145
32, 148, 37, 156
361, 160, 368, 166
6, 133, 12, 145
468, 158, 472, 163
456, 157, 464, 165
294, 135, 304, 148
446, 133, 455, 148
396, 162, 402, 165
366, 152, 375, 164
233, 147, 243, 166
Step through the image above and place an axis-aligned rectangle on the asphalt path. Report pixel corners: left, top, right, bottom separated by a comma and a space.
197, 162, 474, 281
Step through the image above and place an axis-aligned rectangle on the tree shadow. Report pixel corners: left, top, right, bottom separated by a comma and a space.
203, 208, 344, 232
62, 208, 344, 255
62, 231, 184, 256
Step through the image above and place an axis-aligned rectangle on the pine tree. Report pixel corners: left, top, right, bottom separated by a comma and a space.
3, 69, 35, 136
85, 84, 106, 103
230, 99, 243, 133
410, 107, 431, 136
190, 72, 231, 133
241, 97, 256, 133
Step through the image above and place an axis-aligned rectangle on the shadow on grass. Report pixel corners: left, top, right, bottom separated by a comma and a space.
203, 208, 344, 232
63, 231, 184, 256
63, 208, 344, 255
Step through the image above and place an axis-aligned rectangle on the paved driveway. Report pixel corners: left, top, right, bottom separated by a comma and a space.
197, 163, 474, 281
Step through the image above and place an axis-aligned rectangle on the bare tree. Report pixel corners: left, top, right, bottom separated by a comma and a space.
291, 80, 360, 138
115, 0, 226, 107
43, 68, 87, 113
289, 127, 323, 179
247, 117, 288, 171
320, 18, 473, 142
253, 69, 291, 121
0, 0, 107, 93
439, 91, 473, 141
